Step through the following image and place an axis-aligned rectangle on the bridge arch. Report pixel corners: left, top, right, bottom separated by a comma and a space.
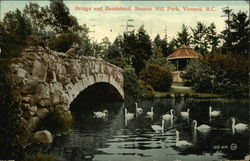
11, 46, 124, 130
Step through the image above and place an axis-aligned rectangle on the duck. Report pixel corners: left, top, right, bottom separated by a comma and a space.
125, 108, 134, 119
162, 109, 174, 120
135, 102, 143, 115
231, 117, 248, 131
181, 109, 190, 118
193, 120, 211, 132
93, 110, 108, 118
151, 119, 165, 133
175, 130, 192, 147
209, 106, 220, 117
146, 106, 154, 118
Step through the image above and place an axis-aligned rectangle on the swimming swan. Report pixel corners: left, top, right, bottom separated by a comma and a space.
175, 130, 192, 147
151, 119, 165, 133
231, 117, 248, 131
125, 108, 134, 119
181, 109, 190, 118
135, 102, 143, 115
193, 120, 211, 132
209, 106, 220, 117
162, 109, 174, 120
147, 107, 154, 117
93, 110, 108, 118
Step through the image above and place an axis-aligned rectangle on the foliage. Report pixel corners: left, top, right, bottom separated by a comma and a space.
0, 59, 26, 160
182, 53, 249, 97
147, 48, 176, 71
23, 152, 59, 161
39, 110, 73, 134
153, 34, 169, 56
191, 22, 209, 54
123, 66, 146, 99
121, 26, 153, 74
221, 9, 250, 55
173, 24, 191, 47
139, 64, 173, 91
48, 33, 81, 52
0, 9, 32, 58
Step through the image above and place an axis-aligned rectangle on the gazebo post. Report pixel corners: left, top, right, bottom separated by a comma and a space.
176, 59, 179, 71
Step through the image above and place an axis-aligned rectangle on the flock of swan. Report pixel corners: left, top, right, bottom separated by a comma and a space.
93, 102, 248, 148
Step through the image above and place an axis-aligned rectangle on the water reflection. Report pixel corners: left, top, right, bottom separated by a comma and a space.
48, 99, 249, 161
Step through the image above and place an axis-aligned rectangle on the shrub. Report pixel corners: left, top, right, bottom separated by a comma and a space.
123, 66, 147, 99
139, 64, 173, 91
23, 153, 59, 161
182, 53, 249, 97
39, 110, 73, 133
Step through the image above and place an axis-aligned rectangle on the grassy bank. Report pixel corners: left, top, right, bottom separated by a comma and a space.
147, 83, 224, 99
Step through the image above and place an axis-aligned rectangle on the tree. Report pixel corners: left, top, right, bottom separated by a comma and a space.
207, 23, 220, 53
139, 64, 172, 91
230, 11, 250, 55
173, 24, 191, 47
191, 22, 209, 54
153, 34, 168, 56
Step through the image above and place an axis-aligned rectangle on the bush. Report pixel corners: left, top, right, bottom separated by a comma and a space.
139, 64, 173, 91
48, 33, 81, 52
39, 110, 73, 134
123, 66, 147, 99
23, 153, 59, 161
182, 53, 249, 97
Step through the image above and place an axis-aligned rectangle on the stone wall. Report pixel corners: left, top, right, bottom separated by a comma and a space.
10, 46, 124, 133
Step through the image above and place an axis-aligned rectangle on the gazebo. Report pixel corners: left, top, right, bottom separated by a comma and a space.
167, 45, 202, 82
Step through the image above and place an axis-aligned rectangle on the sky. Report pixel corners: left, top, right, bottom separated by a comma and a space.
0, 1, 249, 43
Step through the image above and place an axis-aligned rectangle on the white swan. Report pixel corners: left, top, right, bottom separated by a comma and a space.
125, 108, 134, 119
146, 107, 154, 117
175, 130, 192, 147
181, 109, 190, 118
93, 110, 108, 118
231, 118, 248, 131
193, 120, 211, 132
151, 119, 165, 133
209, 106, 220, 117
135, 102, 143, 115
162, 109, 174, 120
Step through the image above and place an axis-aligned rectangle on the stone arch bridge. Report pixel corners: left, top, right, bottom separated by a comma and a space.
11, 46, 124, 131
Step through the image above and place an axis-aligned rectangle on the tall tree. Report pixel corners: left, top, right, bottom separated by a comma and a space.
173, 24, 191, 47
230, 11, 250, 55
207, 23, 220, 53
153, 34, 168, 56
191, 22, 209, 54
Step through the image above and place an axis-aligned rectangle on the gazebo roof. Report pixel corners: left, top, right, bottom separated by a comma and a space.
167, 45, 202, 60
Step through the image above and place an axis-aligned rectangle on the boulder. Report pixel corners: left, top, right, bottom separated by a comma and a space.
29, 106, 37, 116
51, 93, 62, 105
32, 59, 48, 83
33, 130, 53, 144
16, 68, 27, 78
27, 116, 40, 130
36, 108, 49, 119
22, 80, 39, 94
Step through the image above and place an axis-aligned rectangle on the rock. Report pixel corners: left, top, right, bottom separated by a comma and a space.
36, 108, 49, 119
16, 68, 27, 78
33, 130, 53, 144
55, 104, 68, 111
35, 84, 50, 99
22, 103, 30, 110
27, 116, 40, 130
51, 93, 62, 105
32, 59, 48, 83
22, 80, 39, 94
37, 100, 46, 107
29, 106, 37, 116
22, 97, 30, 103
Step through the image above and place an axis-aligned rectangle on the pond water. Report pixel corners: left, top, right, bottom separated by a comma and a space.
47, 99, 249, 161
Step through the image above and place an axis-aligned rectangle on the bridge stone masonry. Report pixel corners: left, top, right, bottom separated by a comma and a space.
10, 46, 124, 140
